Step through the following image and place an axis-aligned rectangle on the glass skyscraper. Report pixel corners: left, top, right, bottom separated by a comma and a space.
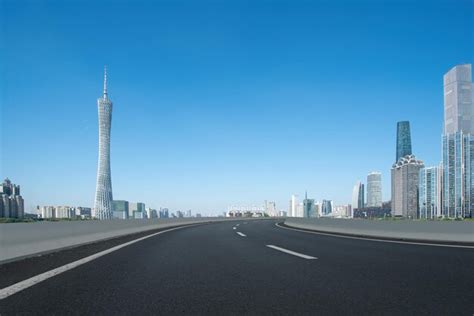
396, 121, 412, 162
442, 64, 474, 218
351, 181, 364, 211
94, 67, 114, 220
419, 166, 442, 219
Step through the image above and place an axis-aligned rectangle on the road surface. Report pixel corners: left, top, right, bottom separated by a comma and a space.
1, 219, 473, 315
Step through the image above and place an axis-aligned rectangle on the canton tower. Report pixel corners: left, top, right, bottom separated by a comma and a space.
94, 66, 114, 219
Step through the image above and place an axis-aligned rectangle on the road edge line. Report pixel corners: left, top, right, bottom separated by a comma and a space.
275, 222, 474, 249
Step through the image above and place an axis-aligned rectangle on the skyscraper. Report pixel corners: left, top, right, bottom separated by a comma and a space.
396, 121, 412, 162
303, 191, 316, 218
419, 166, 442, 219
442, 64, 474, 218
0, 178, 24, 218
321, 200, 333, 216
289, 194, 298, 217
391, 155, 424, 218
444, 64, 473, 134
366, 172, 382, 207
351, 181, 364, 212
94, 67, 114, 220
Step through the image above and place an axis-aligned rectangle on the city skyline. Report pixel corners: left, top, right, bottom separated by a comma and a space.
1, 0, 472, 214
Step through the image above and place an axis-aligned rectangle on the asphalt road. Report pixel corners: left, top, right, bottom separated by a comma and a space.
1, 219, 473, 315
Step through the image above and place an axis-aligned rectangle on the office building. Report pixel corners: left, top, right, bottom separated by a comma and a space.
159, 208, 169, 218
147, 208, 158, 219
129, 202, 145, 219
0, 178, 24, 218
303, 192, 316, 218
113, 200, 129, 219
396, 121, 412, 162
419, 166, 442, 219
289, 194, 298, 217
442, 64, 474, 218
94, 67, 114, 220
351, 181, 364, 213
75, 207, 92, 218
442, 132, 474, 218
444, 64, 473, 134
391, 155, 424, 218
321, 200, 333, 216
367, 172, 382, 207
264, 200, 277, 217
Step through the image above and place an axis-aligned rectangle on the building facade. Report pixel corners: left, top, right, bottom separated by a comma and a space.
366, 172, 382, 207
289, 194, 298, 217
442, 132, 474, 218
303, 192, 316, 218
419, 166, 442, 219
351, 181, 364, 212
113, 200, 129, 219
396, 121, 412, 162
444, 64, 473, 135
0, 178, 24, 218
94, 67, 114, 220
321, 200, 333, 216
391, 155, 424, 218
442, 64, 474, 218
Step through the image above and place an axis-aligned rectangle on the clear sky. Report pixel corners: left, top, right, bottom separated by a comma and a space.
1, 0, 473, 215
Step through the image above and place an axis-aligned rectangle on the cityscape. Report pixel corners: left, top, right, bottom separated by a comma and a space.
2, 64, 472, 221
1, 1, 473, 315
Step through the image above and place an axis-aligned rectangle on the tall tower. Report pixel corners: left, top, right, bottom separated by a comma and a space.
396, 121, 412, 162
351, 181, 365, 213
366, 172, 382, 207
94, 66, 114, 219
442, 64, 474, 218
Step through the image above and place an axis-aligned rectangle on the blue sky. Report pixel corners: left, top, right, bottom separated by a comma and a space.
1, 0, 472, 215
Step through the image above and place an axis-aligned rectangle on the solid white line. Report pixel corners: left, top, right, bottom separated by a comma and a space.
266, 245, 317, 260
0, 225, 196, 300
236, 232, 246, 237
275, 222, 474, 249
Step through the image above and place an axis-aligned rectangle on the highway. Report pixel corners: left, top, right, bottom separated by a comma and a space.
1, 219, 473, 315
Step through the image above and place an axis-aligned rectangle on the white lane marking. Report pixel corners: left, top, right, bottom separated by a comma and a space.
0, 225, 197, 300
236, 224, 240, 227
233, 227, 236, 230
275, 223, 474, 249
243, 222, 248, 224
236, 232, 246, 237
266, 245, 317, 260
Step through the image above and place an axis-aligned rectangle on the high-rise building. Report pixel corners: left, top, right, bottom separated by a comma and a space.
159, 208, 169, 218
391, 155, 424, 218
351, 181, 364, 212
289, 194, 298, 217
366, 172, 382, 207
264, 200, 278, 217
94, 67, 114, 220
442, 132, 474, 218
147, 208, 158, 219
0, 178, 24, 218
442, 64, 474, 218
129, 202, 145, 219
419, 166, 442, 219
113, 200, 129, 219
321, 200, 333, 216
444, 64, 473, 135
396, 121, 412, 162
302, 192, 316, 218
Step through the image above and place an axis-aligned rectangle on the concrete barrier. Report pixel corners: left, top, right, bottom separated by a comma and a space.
0, 217, 263, 263
283, 218, 474, 244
